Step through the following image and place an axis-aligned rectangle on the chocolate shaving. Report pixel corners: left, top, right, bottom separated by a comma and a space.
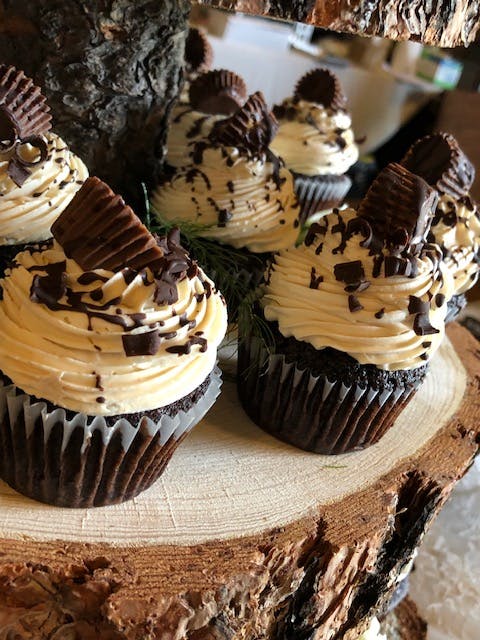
348, 295, 363, 313
189, 69, 247, 116
309, 267, 323, 289
334, 260, 365, 285
122, 329, 161, 357
30, 261, 66, 306
294, 68, 347, 111
401, 132, 475, 199
413, 313, 440, 336
408, 295, 430, 315
305, 222, 327, 247
209, 91, 278, 157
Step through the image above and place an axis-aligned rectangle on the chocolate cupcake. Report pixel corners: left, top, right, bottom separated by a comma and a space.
271, 68, 359, 224
0, 65, 88, 275
0, 177, 227, 507
166, 69, 247, 171
401, 132, 479, 321
154, 91, 300, 319
238, 164, 453, 455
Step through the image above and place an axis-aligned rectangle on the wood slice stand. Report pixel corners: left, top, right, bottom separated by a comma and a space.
193, 1, 480, 47
0, 323, 478, 639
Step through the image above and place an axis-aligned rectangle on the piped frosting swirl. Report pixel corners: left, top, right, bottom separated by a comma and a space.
0, 178, 227, 415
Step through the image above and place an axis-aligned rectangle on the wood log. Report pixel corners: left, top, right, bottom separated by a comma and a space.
0, 323, 478, 639
380, 597, 427, 640
193, 1, 480, 47
0, 1, 190, 207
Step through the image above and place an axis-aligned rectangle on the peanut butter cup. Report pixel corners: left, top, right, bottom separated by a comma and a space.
189, 69, 247, 116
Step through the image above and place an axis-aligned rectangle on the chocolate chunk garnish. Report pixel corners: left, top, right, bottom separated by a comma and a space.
154, 277, 178, 306
309, 267, 323, 289
401, 132, 475, 199
413, 313, 440, 336
189, 69, 247, 116
334, 260, 365, 285
0, 65, 52, 139
30, 261, 66, 306
358, 163, 437, 255
294, 68, 347, 111
348, 295, 363, 313
408, 295, 430, 315
52, 177, 166, 273
122, 329, 161, 357
185, 28, 213, 75
209, 91, 278, 156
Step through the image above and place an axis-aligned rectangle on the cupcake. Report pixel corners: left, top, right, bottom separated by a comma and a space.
271, 68, 359, 224
238, 163, 453, 455
0, 177, 227, 507
0, 64, 88, 274
166, 69, 247, 171
401, 132, 479, 321
153, 91, 300, 318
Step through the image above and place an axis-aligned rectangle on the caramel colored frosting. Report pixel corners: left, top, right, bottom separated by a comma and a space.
430, 194, 480, 295
271, 99, 358, 176
263, 208, 454, 371
0, 241, 227, 416
166, 104, 225, 169
153, 146, 300, 253
0, 133, 88, 245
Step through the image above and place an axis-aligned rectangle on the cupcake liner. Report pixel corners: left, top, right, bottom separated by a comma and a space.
293, 172, 352, 225
238, 337, 423, 455
0, 368, 222, 508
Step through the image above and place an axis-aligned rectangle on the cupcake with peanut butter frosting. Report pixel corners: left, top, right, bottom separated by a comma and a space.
154, 91, 300, 319
166, 69, 247, 171
402, 132, 479, 321
0, 177, 227, 507
271, 68, 359, 224
238, 163, 453, 454
0, 65, 88, 273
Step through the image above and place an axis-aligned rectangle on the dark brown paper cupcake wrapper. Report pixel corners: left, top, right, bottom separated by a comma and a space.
237, 337, 424, 455
0, 368, 222, 508
293, 172, 352, 225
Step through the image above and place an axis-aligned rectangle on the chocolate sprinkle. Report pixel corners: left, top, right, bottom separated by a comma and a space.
348, 295, 363, 313
309, 267, 323, 289
413, 313, 440, 336
375, 308, 385, 319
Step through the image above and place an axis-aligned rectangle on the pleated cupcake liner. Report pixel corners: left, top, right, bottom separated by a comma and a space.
0, 368, 222, 508
293, 172, 352, 226
237, 337, 423, 455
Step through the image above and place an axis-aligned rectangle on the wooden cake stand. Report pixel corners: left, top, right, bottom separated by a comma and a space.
0, 323, 478, 638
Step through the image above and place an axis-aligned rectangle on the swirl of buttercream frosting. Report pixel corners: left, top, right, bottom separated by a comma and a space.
0, 133, 88, 244
152, 145, 300, 253
429, 194, 480, 295
0, 242, 227, 416
271, 99, 358, 176
263, 208, 454, 371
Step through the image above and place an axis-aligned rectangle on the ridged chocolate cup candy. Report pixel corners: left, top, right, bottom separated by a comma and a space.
294, 67, 347, 111
0, 64, 52, 139
237, 330, 426, 455
401, 132, 475, 200
0, 369, 222, 508
210, 91, 278, 155
185, 28, 214, 75
293, 172, 352, 225
189, 69, 247, 116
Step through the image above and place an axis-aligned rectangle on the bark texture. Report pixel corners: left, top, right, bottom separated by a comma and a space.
0, 1, 190, 206
0, 324, 478, 640
193, 0, 480, 47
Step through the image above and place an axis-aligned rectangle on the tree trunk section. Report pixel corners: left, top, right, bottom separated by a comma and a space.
0, 1, 190, 207
193, 1, 480, 47
0, 324, 478, 639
